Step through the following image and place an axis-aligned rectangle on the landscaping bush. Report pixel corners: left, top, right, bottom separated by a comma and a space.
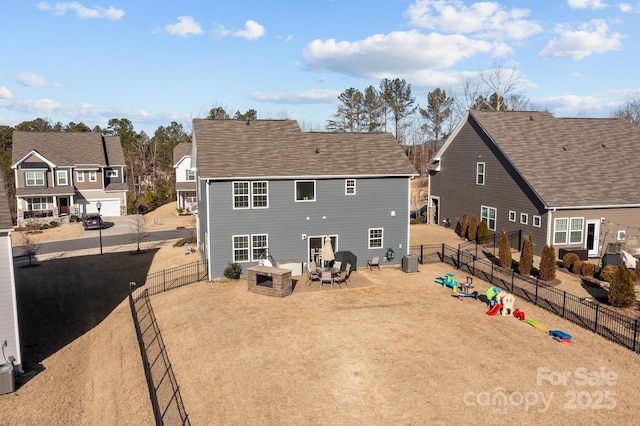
223, 262, 242, 280
518, 234, 534, 276
562, 253, 580, 271
468, 216, 479, 241
477, 220, 490, 244
580, 262, 596, 278
49, 221, 59, 228
572, 260, 583, 275
608, 263, 636, 308
498, 230, 512, 269
173, 235, 196, 247
460, 213, 468, 239
539, 245, 556, 282
600, 265, 618, 283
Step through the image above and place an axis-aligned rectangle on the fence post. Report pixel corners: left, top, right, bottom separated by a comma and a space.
634, 320, 638, 353
490, 258, 494, 283
457, 247, 460, 269
535, 281, 538, 305
562, 292, 566, 318
420, 245, 424, 264
511, 270, 514, 293
163, 269, 167, 292
594, 304, 599, 333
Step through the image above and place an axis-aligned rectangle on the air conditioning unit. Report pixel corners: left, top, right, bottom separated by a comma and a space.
402, 255, 418, 273
0, 364, 15, 395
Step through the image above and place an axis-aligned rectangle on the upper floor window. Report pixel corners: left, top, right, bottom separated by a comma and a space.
233, 181, 268, 209
345, 179, 356, 195
368, 228, 383, 249
481, 205, 497, 231
520, 213, 528, 225
508, 211, 516, 222
106, 169, 118, 178
25, 171, 45, 187
89, 171, 97, 182
476, 162, 485, 185
77, 171, 85, 182
186, 169, 195, 181
295, 180, 316, 202
533, 215, 541, 228
56, 170, 68, 186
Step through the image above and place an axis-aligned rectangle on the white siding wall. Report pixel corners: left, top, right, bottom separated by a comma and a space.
0, 233, 22, 372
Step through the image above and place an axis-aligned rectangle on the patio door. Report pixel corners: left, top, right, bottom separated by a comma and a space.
308, 235, 337, 267
585, 220, 600, 258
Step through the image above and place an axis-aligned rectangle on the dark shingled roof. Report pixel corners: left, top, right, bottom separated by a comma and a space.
173, 142, 192, 165
469, 110, 640, 208
193, 119, 418, 179
12, 131, 125, 167
0, 173, 12, 230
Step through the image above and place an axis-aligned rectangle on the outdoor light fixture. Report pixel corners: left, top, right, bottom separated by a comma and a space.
391, 211, 396, 217
96, 201, 103, 255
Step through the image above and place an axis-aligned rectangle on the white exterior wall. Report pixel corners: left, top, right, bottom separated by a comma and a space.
0, 232, 22, 372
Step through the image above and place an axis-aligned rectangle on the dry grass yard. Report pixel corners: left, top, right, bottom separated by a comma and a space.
2, 203, 640, 425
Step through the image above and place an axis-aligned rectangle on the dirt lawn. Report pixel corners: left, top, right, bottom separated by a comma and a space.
2, 206, 640, 424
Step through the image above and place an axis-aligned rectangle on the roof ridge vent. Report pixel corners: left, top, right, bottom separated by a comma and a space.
529, 115, 534, 121
562, 146, 567, 151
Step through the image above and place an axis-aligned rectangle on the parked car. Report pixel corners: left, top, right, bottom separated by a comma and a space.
83, 213, 104, 230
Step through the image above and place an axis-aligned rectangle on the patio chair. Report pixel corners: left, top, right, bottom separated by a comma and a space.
368, 256, 380, 271
335, 263, 351, 286
333, 260, 342, 271
307, 265, 321, 286
320, 271, 333, 289
309, 260, 320, 274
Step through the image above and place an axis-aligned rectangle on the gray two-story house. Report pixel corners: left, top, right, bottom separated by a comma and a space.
12, 132, 128, 226
192, 119, 418, 278
429, 110, 640, 257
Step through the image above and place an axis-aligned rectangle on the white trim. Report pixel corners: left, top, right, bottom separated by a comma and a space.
368, 227, 383, 249
533, 215, 541, 227
56, 169, 69, 186
508, 210, 516, 222
345, 179, 356, 195
232, 234, 250, 263
295, 180, 316, 202
251, 181, 269, 209
520, 213, 528, 225
12, 149, 57, 169
480, 205, 497, 231
232, 181, 250, 210
476, 162, 485, 185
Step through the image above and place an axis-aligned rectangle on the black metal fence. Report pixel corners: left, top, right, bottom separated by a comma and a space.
410, 243, 640, 354
128, 260, 208, 425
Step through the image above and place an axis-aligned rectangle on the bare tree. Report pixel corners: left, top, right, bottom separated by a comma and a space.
611, 95, 640, 127
479, 60, 527, 111
130, 214, 149, 253
19, 229, 41, 267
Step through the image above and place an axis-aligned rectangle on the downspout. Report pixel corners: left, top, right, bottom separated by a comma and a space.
426, 170, 432, 224
206, 179, 212, 281
406, 177, 411, 255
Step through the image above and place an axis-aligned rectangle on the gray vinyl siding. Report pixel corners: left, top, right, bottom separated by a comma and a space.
0, 234, 21, 371
204, 177, 410, 278
431, 119, 547, 254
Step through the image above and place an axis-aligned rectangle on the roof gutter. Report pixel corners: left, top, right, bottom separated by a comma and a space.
200, 173, 418, 181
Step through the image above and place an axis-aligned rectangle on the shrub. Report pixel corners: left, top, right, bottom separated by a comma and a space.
608, 263, 636, 308
539, 245, 557, 282
70, 215, 79, 223
600, 265, 618, 283
498, 230, 512, 269
572, 260, 583, 275
173, 235, 196, 247
518, 234, 534, 276
468, 216, 479, 241
49, 221, 59, 228
562, 253, 579, 271
460, 213, 468, 239
477, 220, 490, 244
224, 262, 242, 280
581, 262, 596, 278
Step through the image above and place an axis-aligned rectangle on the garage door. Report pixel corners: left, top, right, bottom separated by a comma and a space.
81, 199, 121, 217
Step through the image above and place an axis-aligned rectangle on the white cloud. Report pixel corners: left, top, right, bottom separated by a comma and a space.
303, 30, 494, 78
232, 20, 265, 40
17, 72, 60, 88
539, 20, 624, 60
406, 0, 543, 40
250, 89, 340, 104
567, 0, 608, 9
619, 3, 633, 12
37, 2, 125, 19
165, 16, 203, 37
0, 87, 13, 100
10, 98, 62, 112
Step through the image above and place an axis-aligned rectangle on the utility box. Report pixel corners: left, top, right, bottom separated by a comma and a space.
0, 364, 15, 395
402, 254, 418, 273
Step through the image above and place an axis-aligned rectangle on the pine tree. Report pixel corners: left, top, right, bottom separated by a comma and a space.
460, 213, 468, 239
539, 245, 557, 282
518, 234, 533, 276
608, 263, 636, 308
477, 220, 490, 244
498, 230, 512, 269
468, 216, 479, 241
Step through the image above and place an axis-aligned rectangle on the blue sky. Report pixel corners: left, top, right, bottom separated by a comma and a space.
1, 0, 639, 134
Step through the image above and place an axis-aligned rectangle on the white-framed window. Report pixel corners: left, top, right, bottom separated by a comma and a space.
509, 211, 516, 222
89, 171, 97, 182
554, 218, 568, 244
569, 218, 584, 244
106, 169, 118, 178
186, 169, 195, 181
480, 205, 497, 231
617, 230, 626, 241
77, 171, 84, 182
476, 162, 485, 185
27, 197, 49, 210
233, 235, 250, 262
25, 171, 45, 187
533, 215, 541, 228
252, 181, 268, 208
56, 170, 68, 186
252, 234, 268, 261
345, 179, 356, 195
295, 180, 316, 202
233, 181, 249, 209
520, 213, 528, 225
368, 228, 383, 249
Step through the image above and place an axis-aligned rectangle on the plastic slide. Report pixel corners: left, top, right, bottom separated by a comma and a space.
522, 319, 550, 334
486, 303, 503, 316
549, 330, 573, 343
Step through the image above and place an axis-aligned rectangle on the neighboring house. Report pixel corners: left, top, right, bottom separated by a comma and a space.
0, 173, 22, 373
192, 119, 418, 278
429, 110, 640, 258
173, 142, 196, 212
12, 132, 128, 227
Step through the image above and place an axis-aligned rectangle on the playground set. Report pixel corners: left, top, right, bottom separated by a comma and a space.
433, 273, 573, 344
